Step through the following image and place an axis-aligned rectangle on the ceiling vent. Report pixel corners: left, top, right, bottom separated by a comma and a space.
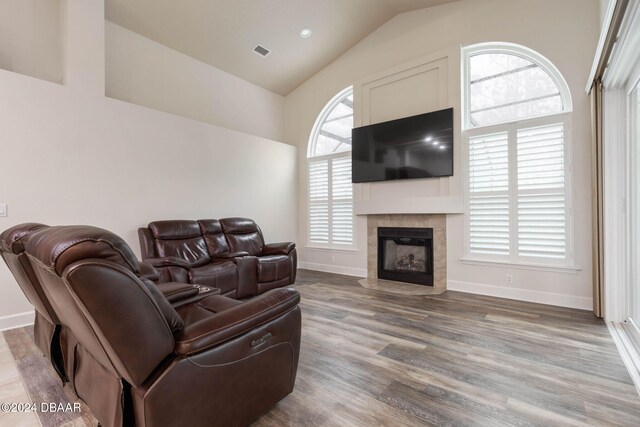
252, 44, 271, 57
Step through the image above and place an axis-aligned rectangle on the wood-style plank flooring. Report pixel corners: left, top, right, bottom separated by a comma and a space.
255, 270, 640, 426
2, 269, 640, 426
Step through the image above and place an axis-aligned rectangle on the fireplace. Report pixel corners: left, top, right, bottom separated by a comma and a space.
377, 227, 433, 286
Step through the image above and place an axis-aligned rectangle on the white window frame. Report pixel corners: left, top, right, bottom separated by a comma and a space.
462, 43, 575, 270
307, 87, 355, 250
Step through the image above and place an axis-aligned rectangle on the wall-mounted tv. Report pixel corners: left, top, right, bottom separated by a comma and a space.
352, 108, 454, 183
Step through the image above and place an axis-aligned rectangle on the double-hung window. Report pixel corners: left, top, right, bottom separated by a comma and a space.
463, 43, 573, 266
307, 87, 354, 248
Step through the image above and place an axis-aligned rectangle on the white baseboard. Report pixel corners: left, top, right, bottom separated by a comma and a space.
298, 262, 367, 278
0, 310, 34, 332
607, 321, 640, 396
447, 280, 593, 310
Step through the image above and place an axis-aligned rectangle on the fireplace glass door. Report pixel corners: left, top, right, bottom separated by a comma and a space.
378, 227, 433, 286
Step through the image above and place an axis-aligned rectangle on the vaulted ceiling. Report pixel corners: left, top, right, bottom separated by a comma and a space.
106, 0, 459, 95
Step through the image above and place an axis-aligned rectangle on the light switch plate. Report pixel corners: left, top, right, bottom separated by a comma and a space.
0, 204, 6, 217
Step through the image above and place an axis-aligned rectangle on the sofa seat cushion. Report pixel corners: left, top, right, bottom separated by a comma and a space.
257, 255, 291, 283
175, 288, 300, 355
188, 261, 237, 294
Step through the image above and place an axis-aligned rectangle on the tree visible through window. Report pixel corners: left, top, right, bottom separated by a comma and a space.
464, 43, 572, 265
469, 53, 564, 127
308, 87, 354, 247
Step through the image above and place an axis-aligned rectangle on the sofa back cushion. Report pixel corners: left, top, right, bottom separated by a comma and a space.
219, 218, 264, 256
197, 219, 230, 256
148, 220, 209, 267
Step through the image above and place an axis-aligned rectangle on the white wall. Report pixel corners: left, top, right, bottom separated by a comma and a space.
105, 21, 286, 143
0, 0, 63, 84
0, 0, 296, 330
286, 0, 599, 309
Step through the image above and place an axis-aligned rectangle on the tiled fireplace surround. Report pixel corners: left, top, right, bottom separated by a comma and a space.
367, 214, 447, 292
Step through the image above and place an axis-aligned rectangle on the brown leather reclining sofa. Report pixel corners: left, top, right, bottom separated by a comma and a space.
0, 223, 301, 427
138, 218, 297, 298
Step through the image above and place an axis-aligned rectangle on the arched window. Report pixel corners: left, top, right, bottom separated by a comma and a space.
307, 87, 354, 247
463, 43, 573, 266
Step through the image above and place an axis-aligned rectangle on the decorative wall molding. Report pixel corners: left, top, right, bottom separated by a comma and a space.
353, 47, 464, 216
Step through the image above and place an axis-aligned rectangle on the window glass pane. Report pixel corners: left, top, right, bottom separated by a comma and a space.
469, 53, 563, 127
311, 91, 353, 156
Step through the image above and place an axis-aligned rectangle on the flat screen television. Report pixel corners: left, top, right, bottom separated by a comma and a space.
352, 107, 454, 183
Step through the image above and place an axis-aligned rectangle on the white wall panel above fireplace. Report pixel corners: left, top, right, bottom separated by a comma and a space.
353, 48, 464, 216
354, 196, 463, 215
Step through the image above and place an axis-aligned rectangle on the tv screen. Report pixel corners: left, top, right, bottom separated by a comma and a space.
352, 108, 454, 183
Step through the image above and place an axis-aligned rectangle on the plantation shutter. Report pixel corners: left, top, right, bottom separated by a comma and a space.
309, 156, 353, 246
331, 157, 353, 244
309, 160, 329, 244
468, 132, 510, 256
517, 123, 566, 259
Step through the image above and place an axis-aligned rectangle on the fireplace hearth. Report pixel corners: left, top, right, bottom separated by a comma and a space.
377, 227, 433, 286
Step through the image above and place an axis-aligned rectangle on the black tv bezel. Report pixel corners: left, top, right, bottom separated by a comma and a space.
351, 107, 454, 184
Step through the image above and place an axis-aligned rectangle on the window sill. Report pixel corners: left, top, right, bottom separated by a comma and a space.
460, 257, 581, 274
305, 245, 359, 254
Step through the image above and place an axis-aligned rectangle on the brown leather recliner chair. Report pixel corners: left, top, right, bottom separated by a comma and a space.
0, 224, 200, 386
24, 225, 301, 427
0, 223, 65, 381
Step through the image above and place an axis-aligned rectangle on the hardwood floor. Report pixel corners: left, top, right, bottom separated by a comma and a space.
255, 270, 640, 426
3, 269, 640, 426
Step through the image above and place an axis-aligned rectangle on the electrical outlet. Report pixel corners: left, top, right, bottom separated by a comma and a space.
331, 256, 335, 263
506, 274, 513, 284
0, 204, 6, 217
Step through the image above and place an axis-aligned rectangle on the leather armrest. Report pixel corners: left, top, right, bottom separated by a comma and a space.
139, 262, 160, 281
262, 242, 295, 256
212, 251, 250, 259
175, 288, 300, 356
144, 256, 192, 268
156, 282, 199, 303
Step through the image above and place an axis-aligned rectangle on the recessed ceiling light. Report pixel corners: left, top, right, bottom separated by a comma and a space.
300, 28, 312, 38
425, 136, 432, 142
439, 145, 446, 150
433, 141, 439, 146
